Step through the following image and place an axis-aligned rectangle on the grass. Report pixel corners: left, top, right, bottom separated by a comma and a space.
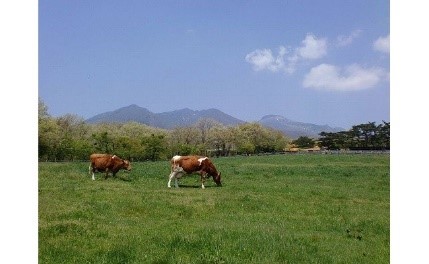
39, 154, 389, 263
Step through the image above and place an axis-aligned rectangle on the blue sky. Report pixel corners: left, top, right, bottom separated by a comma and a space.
39, 0, 389, 129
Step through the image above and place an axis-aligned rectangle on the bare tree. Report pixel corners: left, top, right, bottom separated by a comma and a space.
194, 118, 221, 144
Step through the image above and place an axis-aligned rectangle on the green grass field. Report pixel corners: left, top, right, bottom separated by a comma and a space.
39, 154, 389, 263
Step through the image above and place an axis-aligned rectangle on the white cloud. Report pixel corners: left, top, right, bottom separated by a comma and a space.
373, 35, 390, 53
297, 34, 327, 59
244, 47, 285, 72
303, 63, 387, 91
336, 30, 362, 47
245, 33, 327, 74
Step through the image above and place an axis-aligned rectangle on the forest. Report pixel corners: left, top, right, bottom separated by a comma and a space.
38, 98, 389, 162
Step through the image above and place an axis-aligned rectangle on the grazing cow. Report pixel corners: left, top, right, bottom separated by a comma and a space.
89, 153, 131, 180
168, 155, 222, 189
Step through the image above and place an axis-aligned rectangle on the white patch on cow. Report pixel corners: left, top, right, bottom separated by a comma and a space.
198, 157, 208, 165
172, 155, 182, 162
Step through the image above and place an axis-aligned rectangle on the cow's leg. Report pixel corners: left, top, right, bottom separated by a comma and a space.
89, 164, 94, 180
168, 166, 185, 188
200, 172, 207, 189
104, 169, 109, 179
168, 171, 182, 188
168, 171, 176, 188
90, 164, 96, 180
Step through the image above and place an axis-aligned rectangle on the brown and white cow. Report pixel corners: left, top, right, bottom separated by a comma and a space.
168, 155, 222, 189
89, 153, 131, 180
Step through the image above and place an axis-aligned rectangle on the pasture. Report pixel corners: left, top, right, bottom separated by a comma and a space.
39, 154, 389, 263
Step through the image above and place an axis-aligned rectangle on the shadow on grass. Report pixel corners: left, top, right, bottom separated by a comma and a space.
117, 175, 133, 182
176, 184, 222, 189
92, 174, 133, 182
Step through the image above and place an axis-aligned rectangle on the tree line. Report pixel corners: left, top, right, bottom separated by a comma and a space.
39, 99, 389, 162
317, 121, 390, 150
290, 121, 390, 151
39, 99, 290, 161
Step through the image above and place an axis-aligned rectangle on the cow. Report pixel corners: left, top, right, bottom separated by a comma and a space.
89, 153, 131, 180
167, 155, 222, 189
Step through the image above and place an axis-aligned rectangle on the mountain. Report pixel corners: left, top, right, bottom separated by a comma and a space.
258, 115, 344, 139
85, 104, 245, 129
85, 105, 343, 138
85, 104, 156, 124
153, 108, 245, 129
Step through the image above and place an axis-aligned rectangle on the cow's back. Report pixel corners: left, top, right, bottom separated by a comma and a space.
90, 154, 114, 169
90, 153, 111, 161
171, 155, 207, 173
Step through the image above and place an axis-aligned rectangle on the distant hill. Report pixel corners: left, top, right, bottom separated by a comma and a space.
85, 104, 244, 129
85, 105, 343, 138
258, 115, 343, 139
85, 104, 156, 125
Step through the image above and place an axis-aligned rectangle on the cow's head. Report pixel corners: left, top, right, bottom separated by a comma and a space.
122, 160, 132, 171
214, 172, 222, 187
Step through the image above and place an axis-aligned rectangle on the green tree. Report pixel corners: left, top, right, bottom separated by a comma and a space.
56, 114, 89, 160
375, 121, 390, 150
292, 136, 315, 148
168, 126, 201, 155
319, 121, 390, 150
270, 129, 290, 152
234, 123, 288, 154
349, 122, 377, 149
91, 131, 114, 153
38, 116, 61, 161
70, 138, 93, 161
142, 134, 167, 161
38, 97, 49, 119
207, 125, 236, 156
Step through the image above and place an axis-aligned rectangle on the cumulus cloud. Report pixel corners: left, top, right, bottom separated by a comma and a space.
245, 33, 327, 74
373, 35, 390, 53
336, 30, 362, 47
297, 34, 327, 59
245, 47, 286, 72
303, 63, 387, 91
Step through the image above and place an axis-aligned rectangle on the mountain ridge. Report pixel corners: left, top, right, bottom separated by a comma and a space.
86, 104, 245, 129
85, 104, 343, 138
258, 115, 343, 139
